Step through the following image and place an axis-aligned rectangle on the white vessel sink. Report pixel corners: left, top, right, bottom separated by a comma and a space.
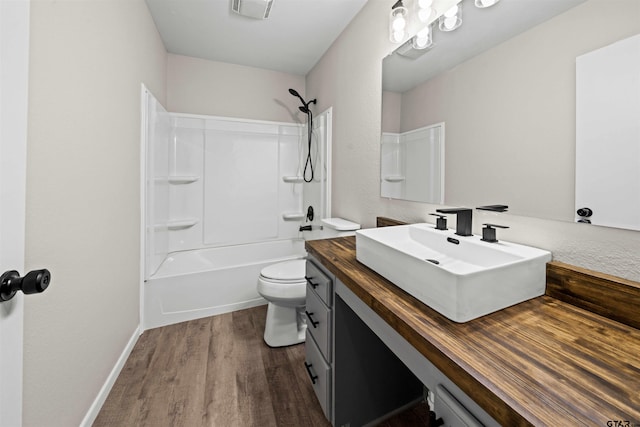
355, 223, 552, 322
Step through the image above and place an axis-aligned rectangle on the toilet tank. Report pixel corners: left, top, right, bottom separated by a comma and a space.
305, 218, 361, 240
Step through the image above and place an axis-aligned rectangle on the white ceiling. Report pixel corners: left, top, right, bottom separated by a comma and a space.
145, 0, 587, 85
145, 0, 368, 76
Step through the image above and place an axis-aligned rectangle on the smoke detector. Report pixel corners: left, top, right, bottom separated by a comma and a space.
232, 0, 274, 19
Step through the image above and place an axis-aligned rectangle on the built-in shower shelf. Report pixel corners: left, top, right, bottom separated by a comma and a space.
383, 175, 406, 182
166, 218, 199, 230
282, 176, 304, 183
282, 212, 305, 221
168, 175, 199, 184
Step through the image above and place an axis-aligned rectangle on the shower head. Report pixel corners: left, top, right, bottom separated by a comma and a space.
289, 89, 317, 183
289, 88, 306, 105
288, 88, 316, 113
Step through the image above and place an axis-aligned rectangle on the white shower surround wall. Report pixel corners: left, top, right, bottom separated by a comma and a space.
143, 91, 317, 329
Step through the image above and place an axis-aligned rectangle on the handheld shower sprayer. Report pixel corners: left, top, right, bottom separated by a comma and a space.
288, 88, 316, 113
288, 88, 304, 103
288, 88, 317, 182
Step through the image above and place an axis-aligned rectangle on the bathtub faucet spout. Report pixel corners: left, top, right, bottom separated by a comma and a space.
299, 225, 312, 232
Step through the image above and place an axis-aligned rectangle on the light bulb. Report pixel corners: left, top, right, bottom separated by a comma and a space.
389, 2, 408, 44
475, 0, 498, 7
439, 4, 461, 32
415, 38, 428, 48
393, 15, 406, 31
412, 26, 432, 50
418, 8, 432, 22
444, 16, 457, 29
418, 0, 433, 7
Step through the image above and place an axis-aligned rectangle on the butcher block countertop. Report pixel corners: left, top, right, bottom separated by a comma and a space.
306, 235, 640, 426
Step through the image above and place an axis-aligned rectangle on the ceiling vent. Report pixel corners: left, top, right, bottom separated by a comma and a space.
232, 0, 273, 19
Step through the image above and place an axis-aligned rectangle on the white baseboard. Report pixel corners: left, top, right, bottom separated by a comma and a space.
79, 326, 141, 427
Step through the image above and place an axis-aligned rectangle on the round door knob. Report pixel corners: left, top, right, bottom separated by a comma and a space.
577, 207, 593, 217
21, 269, 51, 294
0, 269, 51, 302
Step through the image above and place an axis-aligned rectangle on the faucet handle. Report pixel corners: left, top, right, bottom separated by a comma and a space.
429, 213, 448, 230
477, 205, 509, 213
481, 223, 509, 243
436, 207, 471, 214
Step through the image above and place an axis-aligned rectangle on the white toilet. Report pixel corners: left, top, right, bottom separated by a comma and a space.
257, 259, 308, 347
257, 217, 360, 347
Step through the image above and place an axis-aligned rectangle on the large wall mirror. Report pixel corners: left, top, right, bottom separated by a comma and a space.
381, 0, 640, 230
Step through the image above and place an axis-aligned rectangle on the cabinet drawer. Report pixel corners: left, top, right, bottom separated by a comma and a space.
305, 285, 332, 360
306, 259, 333, 306
305, 331, 332, 420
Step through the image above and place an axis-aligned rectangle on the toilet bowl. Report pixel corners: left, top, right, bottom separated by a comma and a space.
257, 217, 361, 347
257, 259, 307, 347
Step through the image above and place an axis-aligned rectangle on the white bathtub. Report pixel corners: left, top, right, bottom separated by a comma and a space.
143, 239, 306, 330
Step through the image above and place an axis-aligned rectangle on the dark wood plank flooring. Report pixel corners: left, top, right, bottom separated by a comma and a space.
94, 305, 429, 427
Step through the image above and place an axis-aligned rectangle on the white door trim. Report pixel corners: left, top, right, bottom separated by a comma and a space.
0, 1, 30, 425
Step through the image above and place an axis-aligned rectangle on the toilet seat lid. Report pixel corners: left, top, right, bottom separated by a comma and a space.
260, 259, 306, 281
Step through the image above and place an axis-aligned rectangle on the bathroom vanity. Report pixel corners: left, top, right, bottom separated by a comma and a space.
304, 219, 640, 426
304, 254, 424, 426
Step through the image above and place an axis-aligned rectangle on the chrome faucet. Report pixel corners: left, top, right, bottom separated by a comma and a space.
436, 207, 473, 236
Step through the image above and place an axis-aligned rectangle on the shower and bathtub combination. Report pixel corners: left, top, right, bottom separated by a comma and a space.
141, 87, 355, 335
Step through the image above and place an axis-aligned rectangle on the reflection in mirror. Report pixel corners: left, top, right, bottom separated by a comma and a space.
381, 123, 444, 203
381, 0, 640, 229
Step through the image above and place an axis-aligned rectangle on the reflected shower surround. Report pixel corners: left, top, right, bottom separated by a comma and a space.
381, 122, 444, 204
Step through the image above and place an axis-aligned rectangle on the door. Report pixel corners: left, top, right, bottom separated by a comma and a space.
575, 34, 640, 230
0, 1, 30, 425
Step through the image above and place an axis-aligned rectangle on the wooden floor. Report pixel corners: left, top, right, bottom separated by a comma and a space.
94, 305, 430, 427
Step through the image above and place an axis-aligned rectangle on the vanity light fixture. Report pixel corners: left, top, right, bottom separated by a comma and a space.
391, 0, 502, 59
389, 0, 408, 43
474, 0, 500, 8
439, 4, 462, 32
